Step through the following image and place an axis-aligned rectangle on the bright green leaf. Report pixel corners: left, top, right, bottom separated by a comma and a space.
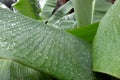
14, 0, 41, 20
67, 22, 99, 43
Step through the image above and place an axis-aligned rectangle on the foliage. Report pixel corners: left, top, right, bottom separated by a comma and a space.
93, 0, 120, 78
0, 0, 119, 80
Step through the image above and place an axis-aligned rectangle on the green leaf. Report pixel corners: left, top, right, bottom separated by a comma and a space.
48, 1, 73, 24
40, 0, 57, 20
67, 22, 99, 43
93, 0, 120, 79
14, 0, 41, 20
93, 0, 112, 23
0, 7, 93, 80
72, 0, 93, 27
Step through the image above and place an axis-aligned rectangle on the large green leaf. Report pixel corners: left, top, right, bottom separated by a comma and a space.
14, 0, 41, 20
0, 8, 93, 80
93, 0, 120, 79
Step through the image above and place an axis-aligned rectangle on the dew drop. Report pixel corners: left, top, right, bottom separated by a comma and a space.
11, 23, 16, 26
18, 28, 22, 30
39, 54, 41, 56
0, 37, 2, 40
45, 56, 48, 59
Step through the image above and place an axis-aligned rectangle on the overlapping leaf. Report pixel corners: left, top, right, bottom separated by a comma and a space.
48, 1, 73, 24
93, 0, 112, 22
68, 22, 99, 43
40, 0, 57, 20
0, 8, 93, 80
14, 0, 41, 20
0, 60, 52, 80
93, 0, 120, 79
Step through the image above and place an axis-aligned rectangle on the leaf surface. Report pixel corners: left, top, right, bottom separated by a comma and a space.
0, 7, 93, 80
93, 0, 120, 79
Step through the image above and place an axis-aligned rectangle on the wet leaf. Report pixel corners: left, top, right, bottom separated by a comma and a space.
0, 7, 93, 80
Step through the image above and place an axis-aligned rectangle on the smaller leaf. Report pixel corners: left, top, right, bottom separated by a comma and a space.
40, 0, 57, 20
93, 0, 112, 22
52, 13, 77, 30
48, 1, 73, 24
67, 22, 99, 43
14, 0, 41, 20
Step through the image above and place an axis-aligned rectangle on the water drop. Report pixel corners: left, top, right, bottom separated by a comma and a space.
39, 54, 41, 56
11, 23, 16, 26
45, 56, 48, 59
0, 37, 2, 40
18, 28, 22, 30
13, 42, 15, 45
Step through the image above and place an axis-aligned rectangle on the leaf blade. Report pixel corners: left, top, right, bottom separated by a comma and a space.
93, 0, 120, 79
0, 7, 93, 80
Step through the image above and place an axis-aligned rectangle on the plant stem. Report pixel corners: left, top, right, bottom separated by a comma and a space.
72, 0, 93, 27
